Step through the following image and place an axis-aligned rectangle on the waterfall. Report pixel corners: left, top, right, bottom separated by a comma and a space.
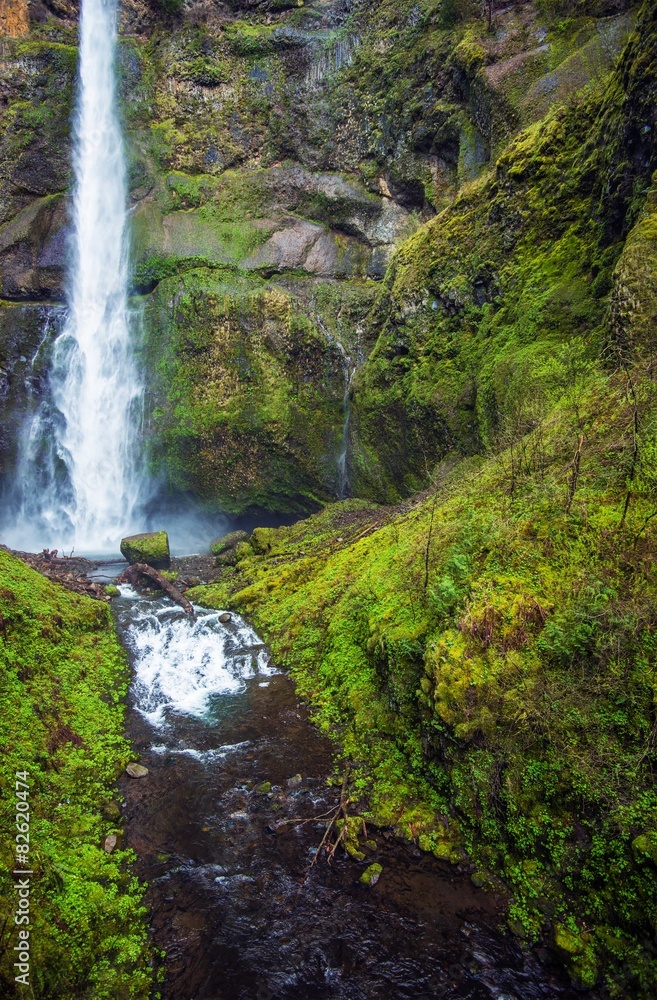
4, 0, 142, 554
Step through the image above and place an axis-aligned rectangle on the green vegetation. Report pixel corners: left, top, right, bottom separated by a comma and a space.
140, 269, 350, 512
2, 0, 657, 994
0, 550, 154, 997
191, 359, 657, 992
186, 3, 657, 993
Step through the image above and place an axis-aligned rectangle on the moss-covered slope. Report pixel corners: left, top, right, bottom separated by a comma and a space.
186, 4, 657, 994
349, 0, 657, 500
191, 349, 657, 993
0, 549, 153, 998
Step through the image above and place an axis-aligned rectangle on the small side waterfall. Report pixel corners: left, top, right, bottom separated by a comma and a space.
337, 361, 356, 500
5, 0, 142, 553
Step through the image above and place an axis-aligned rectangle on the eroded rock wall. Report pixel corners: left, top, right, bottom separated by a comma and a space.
0, 0, 641, 513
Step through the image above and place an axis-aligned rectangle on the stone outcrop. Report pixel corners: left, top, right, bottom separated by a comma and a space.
0, 195, 69, 300
120, 531, 171, 569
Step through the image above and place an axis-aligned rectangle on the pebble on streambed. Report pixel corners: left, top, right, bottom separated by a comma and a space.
359, 863, 383, 887
126, 762, 149, 778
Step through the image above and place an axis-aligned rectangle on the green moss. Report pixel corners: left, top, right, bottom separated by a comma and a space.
210, 530, 251, 557
140, 270, 349, 513
120, 531, 171, 569
190, 337, 657, 990
359, 863, 383, 886
0, 551, 153, 997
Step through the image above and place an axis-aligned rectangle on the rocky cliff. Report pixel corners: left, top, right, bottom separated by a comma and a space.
3, 0, 657, 994
0, 0, 638, 512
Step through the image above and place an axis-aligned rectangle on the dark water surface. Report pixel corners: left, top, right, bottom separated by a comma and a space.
115, 594, 587, 1000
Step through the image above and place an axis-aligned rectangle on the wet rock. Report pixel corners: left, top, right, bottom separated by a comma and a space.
120, 531, 170, 570
210, 530, 250, 559
631, 831, 657, 865
219, 612, 232, 623
287, 773, 302, 788
101, 800, 122, 821
103, 834, 118, 854
256, 781, 272, 793
126, 762, 149, 778
0, 195, 69, 301
104, 584, 120, 598
359, 863, 383, 887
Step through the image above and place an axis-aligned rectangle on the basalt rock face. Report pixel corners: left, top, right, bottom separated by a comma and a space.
0, 0, 639, 510
0, 302, 61, 480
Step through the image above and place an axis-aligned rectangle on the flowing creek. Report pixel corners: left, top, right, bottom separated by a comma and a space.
107, 584, 590, 1000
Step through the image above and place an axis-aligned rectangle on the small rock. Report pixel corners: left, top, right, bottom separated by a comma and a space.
101, 800, 122, 821
103, 834, 117, 854
104, 584, 120, 597
360, 863, 383, 887
346, 843, 366, 862
287, 773, 302, 788
364, 839, 378, 852
126, 762, 149, 778
219, 612, 232, 623
256, 781, 272, 794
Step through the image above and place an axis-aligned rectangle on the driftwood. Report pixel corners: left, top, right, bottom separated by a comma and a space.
118, 563, 194, 616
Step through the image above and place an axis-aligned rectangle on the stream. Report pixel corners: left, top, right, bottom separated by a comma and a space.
105, 585, 588, 1000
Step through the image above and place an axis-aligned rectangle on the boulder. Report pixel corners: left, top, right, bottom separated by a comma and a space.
120, 531, 170, 569
101, 800, 122, 821
210, 531, 251, 565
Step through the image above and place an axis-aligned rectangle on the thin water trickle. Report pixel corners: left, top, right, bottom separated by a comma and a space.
5, 0, 143, 554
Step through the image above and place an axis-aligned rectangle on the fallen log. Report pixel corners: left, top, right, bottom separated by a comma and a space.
118, 562, 194, 616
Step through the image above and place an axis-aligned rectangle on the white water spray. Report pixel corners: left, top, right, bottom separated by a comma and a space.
120, 592, 274, 727
5, 0, 142, 553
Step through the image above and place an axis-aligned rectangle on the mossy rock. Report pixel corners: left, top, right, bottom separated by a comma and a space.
360, 863, 383, 887
250, 527, 279, 555
120, 531, 171, 569
554, 923, 586, 957
569, 953, 599, 991
210, 530, 251, 557
632, 831, 657, 866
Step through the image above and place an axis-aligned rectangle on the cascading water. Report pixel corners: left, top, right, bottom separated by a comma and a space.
118, 588, 274, 727
5, 0, 142, 554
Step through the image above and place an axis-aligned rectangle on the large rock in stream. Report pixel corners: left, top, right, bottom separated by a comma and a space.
120, 531, 171, 569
